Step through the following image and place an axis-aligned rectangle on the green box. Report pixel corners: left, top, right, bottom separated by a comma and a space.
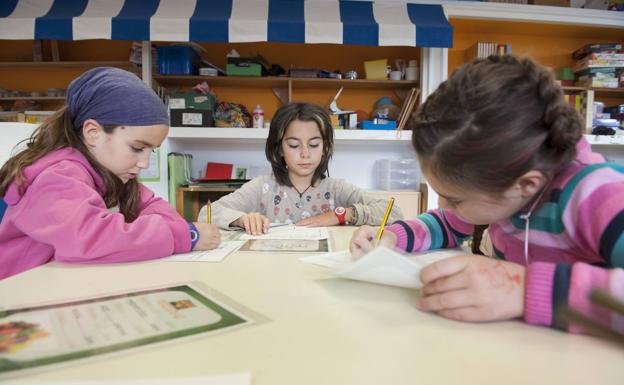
226, 63, 262, 77
169, 92, 215, 111
556, 67, 574, 81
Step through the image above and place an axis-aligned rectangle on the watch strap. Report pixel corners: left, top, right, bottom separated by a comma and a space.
188, 222, 199, 250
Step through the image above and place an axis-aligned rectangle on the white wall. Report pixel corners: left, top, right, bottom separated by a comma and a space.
0, 123, 35, 166
163, 137, 417, 190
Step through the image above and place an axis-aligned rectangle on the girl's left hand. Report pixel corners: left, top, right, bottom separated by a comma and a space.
296, 212, 339, 227
417, 255, 526, 322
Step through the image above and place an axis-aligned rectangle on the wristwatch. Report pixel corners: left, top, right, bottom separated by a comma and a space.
334, 206, 346, 225
188, 222, 199, 249
349, 205, 358, 225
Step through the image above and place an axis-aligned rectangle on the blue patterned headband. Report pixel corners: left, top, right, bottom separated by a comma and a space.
67, 67, 168, 130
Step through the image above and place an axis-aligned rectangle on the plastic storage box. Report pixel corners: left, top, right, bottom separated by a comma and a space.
361, 120, 397, 130
374, 158, 421, 191
157, 45, 199, 75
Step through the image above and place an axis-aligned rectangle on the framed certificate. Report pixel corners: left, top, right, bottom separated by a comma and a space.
0, 283, 255, 379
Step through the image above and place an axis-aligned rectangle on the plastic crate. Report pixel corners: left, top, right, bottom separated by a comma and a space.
157, 45, 199, 75
374, 158, 421, 191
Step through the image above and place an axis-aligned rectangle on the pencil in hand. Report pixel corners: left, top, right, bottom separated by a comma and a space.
376, 197, 395, 243
207, 201, 211, 224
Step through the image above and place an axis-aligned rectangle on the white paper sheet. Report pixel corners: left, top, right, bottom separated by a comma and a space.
300, 250, 351, 269
164, 241, 245, 262
239, 225, 329, 240
302, 246, 466, 289
2, 373, 252, 385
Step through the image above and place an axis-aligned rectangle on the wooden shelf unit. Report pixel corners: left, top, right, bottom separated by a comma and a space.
0, 96, 65, 101
176, 186, 237, 222
563, 87, 624, 99
0, 61, 138, 69
154, 75, 418, 89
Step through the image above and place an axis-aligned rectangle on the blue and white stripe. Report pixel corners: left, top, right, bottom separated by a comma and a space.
0, 0, 452, 47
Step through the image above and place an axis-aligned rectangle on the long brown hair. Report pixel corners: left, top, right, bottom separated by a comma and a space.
0, 107, 141, 222
265, 102, 334, 187
411, 55, 583, 250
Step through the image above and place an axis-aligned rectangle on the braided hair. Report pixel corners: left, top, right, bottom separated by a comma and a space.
411, 55, 583, 251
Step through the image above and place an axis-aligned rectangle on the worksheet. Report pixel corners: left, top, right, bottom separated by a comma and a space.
239, 225, 329, 241
164, 241, 245, 262
301, 246, 465, 288
240, 238, 329, 253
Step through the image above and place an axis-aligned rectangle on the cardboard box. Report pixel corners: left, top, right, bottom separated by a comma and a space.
18, 111, 55, 124
364, 59, 388, 80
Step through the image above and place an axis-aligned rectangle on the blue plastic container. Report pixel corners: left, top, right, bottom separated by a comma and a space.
157, 45, 199, 75
361, 120, 397, 130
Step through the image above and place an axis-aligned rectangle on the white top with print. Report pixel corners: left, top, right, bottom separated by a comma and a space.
198, 174, 403, 229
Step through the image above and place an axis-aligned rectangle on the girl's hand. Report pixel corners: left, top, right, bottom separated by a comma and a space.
417, 255, 525, 322
349, 225, 397, 258
192, 223, 221, 250
232, 213, 269, 235
296, 212, 338, 227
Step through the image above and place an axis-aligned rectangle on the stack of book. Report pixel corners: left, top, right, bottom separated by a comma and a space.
465, 41, 512, 60
573, 43, 624, 89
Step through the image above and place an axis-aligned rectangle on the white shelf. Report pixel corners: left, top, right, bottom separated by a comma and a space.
168, 127, 413, 142
585, 134, 624, 146
442, 2, 624, 28
168, 128, 624, 147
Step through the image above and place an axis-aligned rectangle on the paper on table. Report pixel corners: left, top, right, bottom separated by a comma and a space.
164, 241, 245, 262
301, 246, 465, 289
2, 373, 252, 385
300, 250, 351, 269
239, 225, 329, 240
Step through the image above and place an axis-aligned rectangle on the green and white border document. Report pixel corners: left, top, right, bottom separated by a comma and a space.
0, 283, 255, 379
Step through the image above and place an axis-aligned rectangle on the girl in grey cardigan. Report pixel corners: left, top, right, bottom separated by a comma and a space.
198, 102, 402, 234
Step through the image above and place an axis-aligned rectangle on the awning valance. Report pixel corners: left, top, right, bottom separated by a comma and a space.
0, 0, 452, 48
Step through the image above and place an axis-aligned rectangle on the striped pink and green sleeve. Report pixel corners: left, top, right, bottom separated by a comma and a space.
384, 209, 474, 252
525, 163, 624, 333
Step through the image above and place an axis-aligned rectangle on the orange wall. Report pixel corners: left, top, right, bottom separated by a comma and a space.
447, 19, 624, 108
0, 40, 133, 90
0, 39, 419, 120
449, 19, 624, 73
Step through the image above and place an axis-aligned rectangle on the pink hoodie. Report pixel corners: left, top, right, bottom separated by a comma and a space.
0, 148, 191, 279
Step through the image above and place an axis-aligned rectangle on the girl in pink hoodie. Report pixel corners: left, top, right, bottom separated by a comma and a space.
0, 67, 220, 279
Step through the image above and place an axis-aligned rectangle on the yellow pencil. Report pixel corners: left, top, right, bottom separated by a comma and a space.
207, 201, 211, 224
376, 197, 394, 242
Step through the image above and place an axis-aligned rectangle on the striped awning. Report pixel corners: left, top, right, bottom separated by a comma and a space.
0, 0, 452, 48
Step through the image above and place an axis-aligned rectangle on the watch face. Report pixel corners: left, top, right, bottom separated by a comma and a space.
335, 206, 345, 215
190, 230, 199, 242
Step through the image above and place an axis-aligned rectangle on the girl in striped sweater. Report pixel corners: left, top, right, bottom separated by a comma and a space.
350, 55, 624, 334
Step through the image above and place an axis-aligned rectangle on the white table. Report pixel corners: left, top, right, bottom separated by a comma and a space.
1, 227, 622, 384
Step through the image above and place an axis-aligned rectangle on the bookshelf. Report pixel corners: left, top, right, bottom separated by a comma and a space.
0, 61, 137, 69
